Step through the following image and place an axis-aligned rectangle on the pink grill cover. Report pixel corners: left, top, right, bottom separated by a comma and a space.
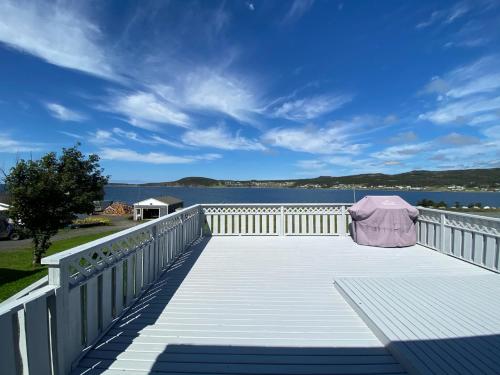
348, 196, 419, 247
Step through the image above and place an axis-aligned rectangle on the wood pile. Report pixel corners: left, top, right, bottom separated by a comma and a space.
103, 201, 133, 215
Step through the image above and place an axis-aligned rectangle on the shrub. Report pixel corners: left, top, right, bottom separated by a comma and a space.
71, 217, 111, 228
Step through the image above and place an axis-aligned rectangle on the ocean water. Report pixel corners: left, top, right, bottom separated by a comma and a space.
105, 186, 500, 207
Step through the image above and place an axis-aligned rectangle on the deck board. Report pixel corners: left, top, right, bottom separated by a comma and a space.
335, 275, 500, 375
74, 236, 488, 375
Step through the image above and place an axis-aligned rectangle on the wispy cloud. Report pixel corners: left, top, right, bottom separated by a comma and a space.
270, 94, 352, 121
282, 0, 315, 24
99, 148, 221, 164
150, 135, 193, 150
45, 102, 86, 122
371, 142, 431, 160
440, 56, 500, 98
107, 91, 190, 130
88, 130, 120, 145
182, 125, 265, 151
419, 94, 500, 124
416, 1, 471, 29
0, 0, 117, 81
182, 70, 259, 124
0, 136, 44, 153
388, 131, 418, 144
438, 132, 480, 145
295, 159, 328, 170
419, 55, 500, 125
262, 124, 367, 155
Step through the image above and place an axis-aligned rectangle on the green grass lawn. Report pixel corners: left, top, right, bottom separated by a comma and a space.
0, 230, 118, 302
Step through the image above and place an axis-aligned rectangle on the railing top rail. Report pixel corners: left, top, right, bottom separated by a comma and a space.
418, 206, 500, 223
201, 203, 354, 207
0, 285, 56, 315
42, 204, 201, 266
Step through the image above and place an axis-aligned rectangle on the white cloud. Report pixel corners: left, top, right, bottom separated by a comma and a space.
45, 102, 86, 122
271, 94, 352, 121
262, 125, 367, 155
150, 135, 192, 149
416, 1, 470, 29
445, 56, 500, 98
88, 130, 120, 145
295, 160, 328, 170
113, 127, 193, 149
419, 95, 500, 124
109, 91, 190, 130
183, 70, 259, 124
182, 125, 265, 151
246, 2, 255, 11
0, 136, 43, 153
99, 148, 220, 164
468, 113, 499, 125
0, 0, 117, 80
371, 142, 431, 160
59, 131, 83, 139
388, 131, 418, 143
282, 0, 315, 24
422, 56, 500, 99
438, 132, 480, 145
419, 56, 500, 125
428, 140, 500, 168
482, 125, 500, 139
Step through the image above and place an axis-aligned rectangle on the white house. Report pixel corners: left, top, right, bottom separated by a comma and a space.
133, 196, 184, 221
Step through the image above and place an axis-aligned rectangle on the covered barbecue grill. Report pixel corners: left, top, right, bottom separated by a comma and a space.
348, 195, 418, 247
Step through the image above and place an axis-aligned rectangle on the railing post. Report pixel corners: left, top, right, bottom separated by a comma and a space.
151, 224, 158, 280
440, 212, 446, 252
340, 205, 347, 236
47, 264, 70, 374
280, 205, 285, 236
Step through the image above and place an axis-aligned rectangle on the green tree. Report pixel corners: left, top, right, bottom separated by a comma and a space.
436, 201, 448, 208
4, 145, 108, 265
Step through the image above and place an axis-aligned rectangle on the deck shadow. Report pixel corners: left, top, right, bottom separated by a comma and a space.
76, 335, 500, 375
73, 236, 211, 374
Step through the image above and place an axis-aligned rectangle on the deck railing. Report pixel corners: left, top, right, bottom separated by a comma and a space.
201, 203, 352, 236
417, 207, 500, 272
0, 205, 202, 375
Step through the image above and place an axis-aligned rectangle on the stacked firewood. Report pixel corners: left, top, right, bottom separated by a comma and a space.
103, 202, 133, 215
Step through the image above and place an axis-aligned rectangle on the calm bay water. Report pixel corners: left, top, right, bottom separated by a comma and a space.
105, 186, 500, 207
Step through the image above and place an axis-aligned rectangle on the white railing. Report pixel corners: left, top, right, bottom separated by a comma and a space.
201, 203, 352, 236
417, 207, 500, 272
0, 205, 202, 375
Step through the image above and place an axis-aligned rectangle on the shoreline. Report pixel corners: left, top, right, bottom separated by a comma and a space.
106, 184, 500, 194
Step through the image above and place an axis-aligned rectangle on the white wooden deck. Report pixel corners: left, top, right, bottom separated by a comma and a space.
74, 236, 490, 375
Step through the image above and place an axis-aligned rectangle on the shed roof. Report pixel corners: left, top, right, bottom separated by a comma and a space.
134, 196, 183, 206
154, 196, 183, 205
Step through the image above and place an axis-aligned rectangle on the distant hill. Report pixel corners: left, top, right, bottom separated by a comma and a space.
293, 169, 500, 188
115, 168, 500, 190
142, 177, 222, 187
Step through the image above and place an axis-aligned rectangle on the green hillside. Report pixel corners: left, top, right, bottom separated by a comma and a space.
133, 168, 500, 190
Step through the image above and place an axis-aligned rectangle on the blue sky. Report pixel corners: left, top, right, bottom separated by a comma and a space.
0, 0, 499, 182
